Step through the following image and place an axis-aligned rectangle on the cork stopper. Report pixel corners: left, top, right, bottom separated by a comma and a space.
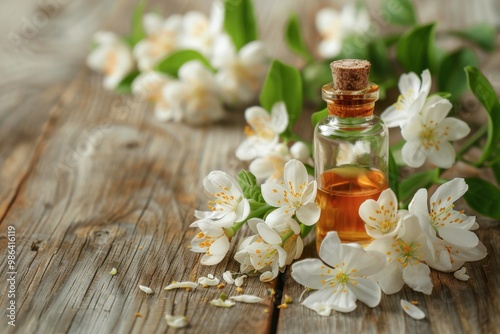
331, 59, 370, 91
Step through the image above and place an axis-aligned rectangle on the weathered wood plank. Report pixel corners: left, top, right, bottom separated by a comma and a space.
0, 66, 277, 333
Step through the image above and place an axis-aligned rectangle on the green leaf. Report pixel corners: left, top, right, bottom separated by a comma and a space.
259, 60, 303, 129
380, 0, 417, 26
492, 161, 500, 186
368, 39, 395, 87
396, 23, 436, 73
223, 0, 258, 50
155, 50, 214, 77
430, 92, 452, 99
285, 13, 314, 63
438, 48, 478, 99
452, 23, 496, 52
465, 66, 500, 165
115, 71, 140, 94
388, 149, 399, 199
311, 108, 328, 128
237, 169, 264, 202
301, 61, 332, 105
464, 177, 500, 220
336, 35, 368, 60
128, 0, 146, 46
398, 168, 439, 206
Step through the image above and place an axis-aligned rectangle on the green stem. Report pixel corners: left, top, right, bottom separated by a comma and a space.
456, 124, 488, 159
226, 204, 274, 238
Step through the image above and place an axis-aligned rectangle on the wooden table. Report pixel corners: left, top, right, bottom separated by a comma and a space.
1, 0, 499, 333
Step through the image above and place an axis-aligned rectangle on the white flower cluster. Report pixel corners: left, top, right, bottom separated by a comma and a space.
235, 101, 311, 183
87, 1, 269, 125
292, 178, 486, 315
381, 69, 470, 168
190, 159, 320, 282
315, 3, 370, 59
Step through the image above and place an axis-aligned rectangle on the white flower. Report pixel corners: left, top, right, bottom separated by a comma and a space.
133, 13, 182, 71
180, 2, 224, 57
367, 215, 434, 295
109, 268, 117, 276
138, 285, 154, 294
198, 274, 220, 286
261, 159, 320, 226
234, 220, 288, 282
212, 35, 269, 105
165, 314, 189, 328
194, 170, 250, 228
401, 300, 425, 320
381, 69, 431, 128
164, 281, 198, 290
249, 144, 290, 184
401, 97, 470, 168
359, 188, 405, 239
335, 141, 371, 166
190, 221, 230, 265
162, 60, 225, 125
409, 178, 479, 249
236, 102, 289, 161
291, 232, 386, 315
87, 32, 134, 90
315, 3, 370, 58
229, 295, 265, 303
131, 71, 177, 121
454, 267, 470, 281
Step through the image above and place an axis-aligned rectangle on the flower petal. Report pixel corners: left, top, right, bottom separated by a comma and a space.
370, 260, 405, 295
270, 101, 288, 134
229, 295, 265, 303
164, 281, 198, 290
430, 178, 468, 208
291, 258, 336, 290
257, 222, 282, 245
265, 206, 294, 226
428, 141, 455, 168
402, 139, 427, 168
318, 232, 342, 268
165, 314, 189, 328
261, 183, 287, 207
283, 160, 308, 192
453, 267, 470, 281
438, 227, 479, 249
441, 117, 470, 141
349, 277, 381, 308
296, 202, 321, 226
222, 271, 234, 284
381, 104, 406, 128
401, 299, 426, 320
139, 285, 154, 294
402, 263, 433, 295
210, 298, 235, 307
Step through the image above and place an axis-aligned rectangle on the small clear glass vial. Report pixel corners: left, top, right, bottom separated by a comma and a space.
314, 59, 388, 250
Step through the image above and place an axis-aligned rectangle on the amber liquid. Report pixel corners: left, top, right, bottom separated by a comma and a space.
316, 166, 387, 251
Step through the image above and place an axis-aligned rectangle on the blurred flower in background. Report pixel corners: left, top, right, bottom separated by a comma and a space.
315, 3, 370, 59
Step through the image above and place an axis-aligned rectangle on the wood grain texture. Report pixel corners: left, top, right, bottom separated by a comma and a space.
0, 0, 499, 333
0, 67, 275, 334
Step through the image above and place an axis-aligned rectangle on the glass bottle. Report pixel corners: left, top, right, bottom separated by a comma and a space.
314, 59, 388, 250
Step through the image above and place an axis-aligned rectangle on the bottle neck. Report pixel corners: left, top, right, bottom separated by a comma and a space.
322, 82, 379, 118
